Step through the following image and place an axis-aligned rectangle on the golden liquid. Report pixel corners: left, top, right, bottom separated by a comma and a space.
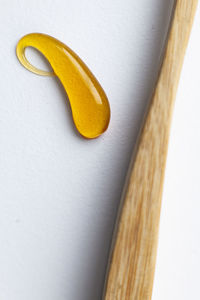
16, 33, 110, 139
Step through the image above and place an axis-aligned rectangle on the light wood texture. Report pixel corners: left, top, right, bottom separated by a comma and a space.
103, 1, 198, 299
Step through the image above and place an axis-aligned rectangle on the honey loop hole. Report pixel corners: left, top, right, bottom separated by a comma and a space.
23, 46, 55, 76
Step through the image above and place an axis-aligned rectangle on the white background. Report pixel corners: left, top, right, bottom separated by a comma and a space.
0, 1, 199, 299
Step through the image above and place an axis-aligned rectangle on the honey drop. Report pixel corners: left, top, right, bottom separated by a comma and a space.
16, 33, 110, 139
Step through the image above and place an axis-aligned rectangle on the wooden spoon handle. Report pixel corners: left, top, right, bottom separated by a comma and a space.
103, 1, 198, 299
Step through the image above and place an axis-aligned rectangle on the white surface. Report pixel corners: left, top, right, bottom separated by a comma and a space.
0, 1, 199, 299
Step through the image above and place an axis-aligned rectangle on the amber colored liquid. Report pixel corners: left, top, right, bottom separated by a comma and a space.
16, 33, 110, 139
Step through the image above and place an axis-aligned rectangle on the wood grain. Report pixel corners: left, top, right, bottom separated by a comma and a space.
103, 1, 198, 299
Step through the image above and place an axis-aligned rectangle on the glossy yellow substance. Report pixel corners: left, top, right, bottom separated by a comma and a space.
16, 33, 110, 138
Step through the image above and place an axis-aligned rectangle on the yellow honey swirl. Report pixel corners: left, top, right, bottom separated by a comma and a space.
16, 33, 110, 139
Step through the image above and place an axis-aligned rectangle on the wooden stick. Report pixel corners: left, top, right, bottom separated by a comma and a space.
103, 1, 198, 299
